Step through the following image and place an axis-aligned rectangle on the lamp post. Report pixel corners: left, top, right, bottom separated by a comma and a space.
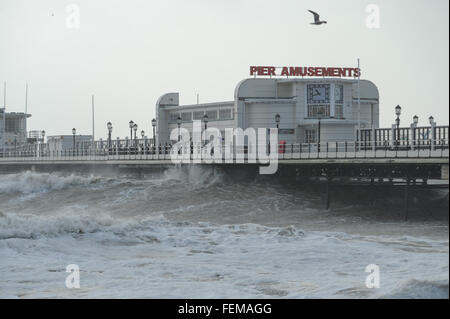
318, 118, 321, 153
412, 115, 418, 145
133, 123, 138, 150
395, 105, 401, 148
429, 115, 435, 150
274, 113, 281, 153
72, 128, 76, 156
151, 118, 156, 151
202, 113, 208, 145
203, 113, 208, 131
141, 130, 145, 153
177, 116, 182, 142
129, 120, 134, 140
41, 130, 45, 157
107, 122, 112, 153
275, 113, 280, 130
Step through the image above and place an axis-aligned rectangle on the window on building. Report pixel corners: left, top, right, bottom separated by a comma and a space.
334, 85, 344, 104
5, 118, 22, 133
193, 111, 204, 120
181, 112, 192, 122
169, 112, 180, 123
307, 104, 330, 118
335, 104, 344, 119
206, 110, 217, 120
219, 108, 232, 120
304, 128, 317, 143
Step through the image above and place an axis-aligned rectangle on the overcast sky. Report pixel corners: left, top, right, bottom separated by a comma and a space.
1, 0, 448, 139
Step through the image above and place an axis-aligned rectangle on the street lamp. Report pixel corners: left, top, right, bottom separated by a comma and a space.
133, 123, 138, 147
177, 115, 182, 142
275, 113, 280, 129
129, 120, 134, 140
395, 105, 401, 148
203, 113, 208, 145
412, 116, 418, 146
151, 118, 156, 153
151, 118, 156, 146
203, 113, 208, 131
317, 118, 321, 153
107, 122, 112, 152
141, 130, 145, 153
40, 130, 45, 157
429, 115, 436, 148
72, 128, 76, 155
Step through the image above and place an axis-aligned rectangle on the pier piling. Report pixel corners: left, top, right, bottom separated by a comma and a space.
404, 178, 410, 221
325, 177, 331, 210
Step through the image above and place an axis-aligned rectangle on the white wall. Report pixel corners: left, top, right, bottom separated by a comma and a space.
245, 102, 297, 143
320, 124, 356, 142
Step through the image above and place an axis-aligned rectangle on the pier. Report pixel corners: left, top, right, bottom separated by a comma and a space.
1, 127, 448, 220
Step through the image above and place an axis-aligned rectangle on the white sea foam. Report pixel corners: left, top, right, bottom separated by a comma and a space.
378, 279, 449, 299
0, 170, 448, 298
163, 165, 225, 187
0, 171, 102, 194
0, 212, 448, 298
0, 212, 116, 239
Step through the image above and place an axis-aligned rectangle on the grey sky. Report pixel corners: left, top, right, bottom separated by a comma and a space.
1, 0, 448, 139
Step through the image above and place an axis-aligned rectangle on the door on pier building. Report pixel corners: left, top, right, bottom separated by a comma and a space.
304, 127, 318, 144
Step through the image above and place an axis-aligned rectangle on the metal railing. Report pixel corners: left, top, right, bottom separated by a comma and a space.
0, 138, 448, 162
357, 126, 449, 149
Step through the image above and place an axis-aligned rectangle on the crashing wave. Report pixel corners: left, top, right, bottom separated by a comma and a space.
0, 171, 102, 194
0, 212, 117, 239
379, 279, 449, 299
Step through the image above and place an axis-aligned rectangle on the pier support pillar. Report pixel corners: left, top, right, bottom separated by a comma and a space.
325, 177, 332, 210
404, 178, 410, 221
370, 178, 375, 206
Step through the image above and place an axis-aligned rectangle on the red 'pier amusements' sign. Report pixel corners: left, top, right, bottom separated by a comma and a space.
250, 66, 361, 78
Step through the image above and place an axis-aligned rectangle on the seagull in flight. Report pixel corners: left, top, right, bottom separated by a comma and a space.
308, 10, 327, 25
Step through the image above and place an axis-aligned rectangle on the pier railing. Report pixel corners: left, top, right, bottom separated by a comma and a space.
0, 138, 448, 162
357, 125, 449, 148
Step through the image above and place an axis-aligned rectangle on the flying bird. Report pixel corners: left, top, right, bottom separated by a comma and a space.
308, 10, 327, 25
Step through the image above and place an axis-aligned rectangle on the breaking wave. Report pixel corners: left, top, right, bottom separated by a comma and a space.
0, 171, 103, 194
0, 211, 306, 241
0, 212, 116, 239
162, 165, 226, 187
0, 169, 448, 298
380, 279, 449, 299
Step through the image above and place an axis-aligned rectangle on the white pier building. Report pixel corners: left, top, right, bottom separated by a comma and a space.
155, 77, 379, 146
